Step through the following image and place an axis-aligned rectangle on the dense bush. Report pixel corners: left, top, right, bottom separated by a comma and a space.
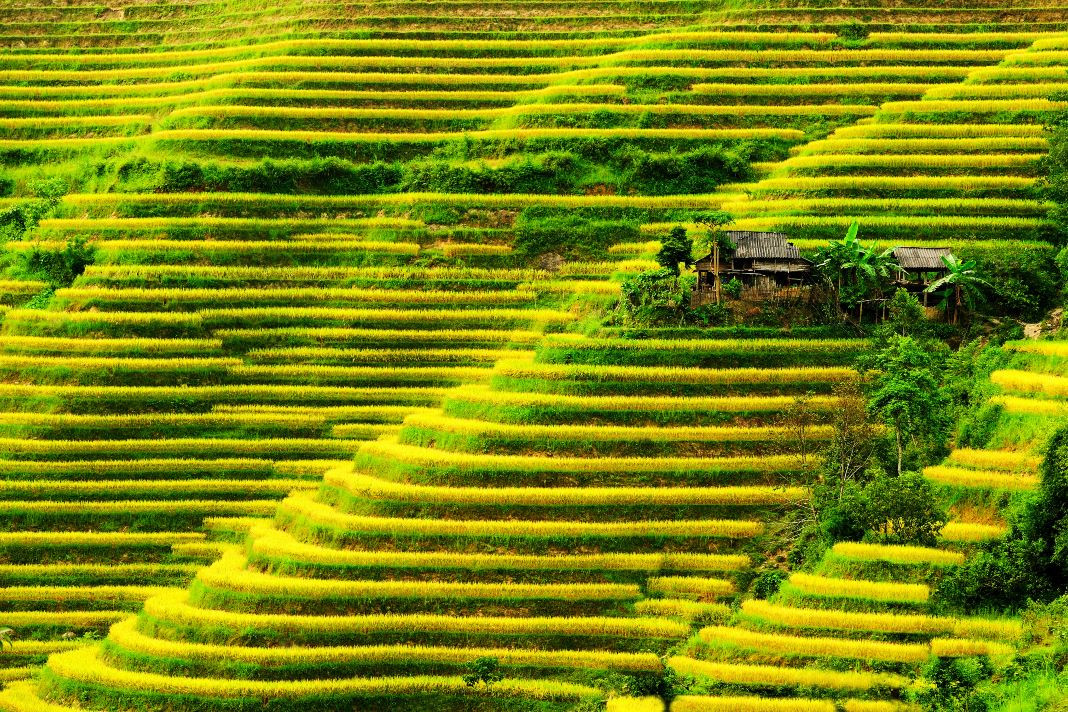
937, 425, 1068, 612
19, 236, 95, 288
1043, 97, 1068, 243
513, 215, 639, 261
616, 145, 754, 195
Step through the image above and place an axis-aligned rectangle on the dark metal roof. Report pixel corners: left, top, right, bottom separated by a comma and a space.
728, 231, 799, 260
894, 246, 952, 271
696, 231, 807, 266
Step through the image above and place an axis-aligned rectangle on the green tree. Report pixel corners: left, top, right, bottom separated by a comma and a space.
924, 254, 991, 324
693, 211, 734, 256
865, 335, 951, 476
656, 226, 693, 276
1022, 426, 1068, 593
20, 235, 95, 289
885, 288, 926, 337
617, 268, 691, 326
1042, 95, 1068, 241
935, 426, 1068, 613
463, 656, 503, 687
862, 470, 947, 546
816, 222, 901, 312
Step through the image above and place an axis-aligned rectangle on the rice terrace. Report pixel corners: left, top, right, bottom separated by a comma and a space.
1, 0, 1068, 710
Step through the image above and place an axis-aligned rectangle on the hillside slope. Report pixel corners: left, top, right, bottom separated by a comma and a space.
0, 0, 1064, 710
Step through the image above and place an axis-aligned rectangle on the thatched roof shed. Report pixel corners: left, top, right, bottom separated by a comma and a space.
695, 231, 812, 274
894, 246, 952, 274
730, 231, 800, 262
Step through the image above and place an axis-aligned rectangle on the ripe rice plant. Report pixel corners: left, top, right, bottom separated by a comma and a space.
667, 656, 907, 691
923, 464, 1038, 491
646, 577, 736, 598
740, 599, 1018, 638
832, 124, 1044, 139
0, 478, 312, 499
929, 638, 1015, 658
0, 336, 222, 355
199, 307, 574, 329
143, 589, 692, 639
0, 531, 203, 547
81, 264, 553, 284
0, 499, 278, 516
249, 347, 514, 364
671, 696, 836, 712
607, 699, 665, 712
356, 438, 806, 475
250, 527, 750, 572
0, 682, 78, 712
730, 216, 1045, 233
0, 437, 357, 459
232, 363, 492, 386
494, 360, 858, 386
786, 573, 930, 603
402, 412, 835, 443
829, 545, 962, 572
749, 176, 1036, 197
0, 383, 446, 408
0, 611, 128, 627
941, 521, 1006, 542
782, 153, 1044, 170
992, 369, 1068, 396
795, 138, 1050, 156
197, 553, 642, 601
989, 395, 1068, 416
333, 470, 807, 506
878, 99, 1066, 115
281, 491, 764, 539
841, 703, 917, 712
55, 286, 537, 310
0, 584, 172, 604
633, 599, 730, 621
946, 448, 1041, 472
444, 384, 840, 419
45, 647, 603, 701
926, 83, 1068, 99
105, 617, 663, 671
1004, 340, 1068, 356
0, 33, 837, 63
697, 625, 929, 663
62, 190, 736, 211
219, 327, 543, 347
689, 82, 932, 97
164, 101, 879, 123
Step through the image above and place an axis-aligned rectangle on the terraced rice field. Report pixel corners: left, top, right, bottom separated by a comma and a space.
0, 0, 1060, 709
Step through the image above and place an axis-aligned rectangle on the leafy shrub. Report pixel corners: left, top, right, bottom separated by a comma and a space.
617, 145, 753, 195
751, 570, 785, 600
514, 214, 638, 261
462, 656, 503, 687
655, 226, 693, 275
862, 470, 948, 546
20, 236, 95, 288
936, 425, 1068, 612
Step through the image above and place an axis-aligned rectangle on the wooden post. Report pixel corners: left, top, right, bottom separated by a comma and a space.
713, 239, 721, 305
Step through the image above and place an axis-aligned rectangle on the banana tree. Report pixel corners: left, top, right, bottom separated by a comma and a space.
816, 222, 901, 315
925, 254, 990, 324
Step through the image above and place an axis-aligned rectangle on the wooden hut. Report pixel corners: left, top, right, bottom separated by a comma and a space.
694, 231, 812, 295
894, 247, 951, 284
893, 246, 953, 307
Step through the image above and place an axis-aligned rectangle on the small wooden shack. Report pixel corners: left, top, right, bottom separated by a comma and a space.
694, 231, 813, 294
894, 246, 951, 284
893, 246, 953, 307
